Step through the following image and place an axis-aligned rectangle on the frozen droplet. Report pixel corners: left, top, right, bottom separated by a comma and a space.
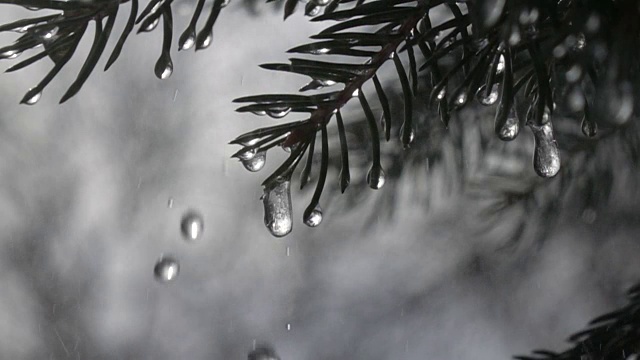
366, 165, 386, 190
181, 210, 204, 241
581, 115, 597, 137
476, 84, 499, 106
530, 122, 561, 178
400, 123, 415, 148
263, 179, 293, 237
144, 17, 160, 32
497, 108, 520, 141
237, 148, 257, 161
154, 256, 179, 282
242, 151, 266, 172
266, 107, 291, 119
303, 206, 323, 227
248, 344, 280, 360
154, 54, 173, 80
23, 89, 42, 105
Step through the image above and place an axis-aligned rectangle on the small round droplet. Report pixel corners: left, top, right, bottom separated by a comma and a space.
154, 256, 180, 282
476, 84, 499, 106
242, 151, 266, 172
530, 122, 561, 178
23, 89, 42, 105
581, 115, 597, 137
196, 31, 213, 50
181, 210, 204, 241
303, 206, 323, 227
266, 107, 291, 119
366, 165, 386, 190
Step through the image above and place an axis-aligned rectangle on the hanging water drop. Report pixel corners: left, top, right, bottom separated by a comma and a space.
242, 151, 266, 172
529, 122, 561, 178
0, 49, 21, 60
154, 54, 173, 80
196, 31, 213, 50
366, 165, 386, 190
400, 123, 415, 148
436, 87, 446, 100
263, 179, 293, 237
237, 148, 257, 161
496, 54, 505, 74
581, 115, 597, 137
23, 89, 42, 105
266, 107, 291, 119
144, 17, 160, 32
181, 210, 204, 241
178, 30, 196, 51
497, 108, 520, 141
305, 2, 321, 16
476, 84, 499, 106
454, 92, 467, 108
303, 206, 323, 227
220, 0, 231, 7
154, 256, 180, 282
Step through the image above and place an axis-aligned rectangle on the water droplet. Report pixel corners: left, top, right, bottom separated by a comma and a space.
366, 165, 386, 190
263, 179, 293, 237
286, 246, 290, 257
167, 197, 174, 208
305, 2, 321, 16
496, 54, 505, 74
154, 256, 179, 282
179, 30, 196, 51
476, 84, 499, 106
529, 122, 561, 178
181, 210, 204, 241
508, 24, 521, 46
154, 54, 173, 80
248, 344, 280, 360
581, 115, 597, 137
553, 44, 567, 59
497, 108, 520, 141
242, 151, 266, 172
0, 49, 21, 60
144, 17, 160, 32
573, 33, 586, 50
436, 87, 446, 100
286, 323, 292, 331
454, 92, 467, 108
237, 148, 257, 161
266, 107, 291, 119
23, 89, 41, 105
220, 0, 231, 7
303, 206, 323, 227
314, 0, 330, 5
196, 31, 213, 50
251, 110, 267, 116
400, 123, 415, 148
518, 7, 539, 25
585, 13, 600, 34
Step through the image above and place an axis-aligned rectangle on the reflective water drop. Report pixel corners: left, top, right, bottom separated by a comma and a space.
179, 30, 196, 51
476, 84, 499, 106
181, 210, 204, 241
315, 0, 330, 5
154, 256, 180, 282
242, 151, 266, 172
553, 44, 567, 58
495, 54, 505, 74
366, 165, 386, 190
0, 49, 21, 60
266, 107, 291, 119
508, 24, 521, 46
154, 54, 173, 80
286, 323, 292, 331
581, 115, 597, 137
399, 123, 415, 148
248, 344, 280, 360
530, 122, 561, 178
436, 87, 446, 101
573, 33, 586, 51
263, 179, 293, 237
237, 148, 257, 161
23, 89, 41, 105
305, 2, 321, 16
497, 108, 520, 141
144, 17, 160, 32
251, 110, 267, 116
167, 197, 174, 208
220, 0, 231, 7
454, 92, 467, 108
304, 206, 323, 227
196, 31, 213, 50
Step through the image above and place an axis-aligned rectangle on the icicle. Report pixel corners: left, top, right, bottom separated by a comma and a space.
242, 151, 266, 172
262, 179, 293, 237
529, 122, 560, 178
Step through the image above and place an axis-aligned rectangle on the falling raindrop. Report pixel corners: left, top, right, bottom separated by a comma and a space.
497, 108, 520, 141
181, 210, 204, 241
366, 165, 386, 190
476, 84, 499, 106
242, 151, 266, 172
154, 54, 173, 80
266, 107, 291, 119
154, 256, 180, 282
23, 89, 42, 105
248, 344, 280, 360
581, 115, 597, 137
263, 179, 293, 237
304, 206, 323, 227
167, 197, 174, 208
529, 122, 561, 178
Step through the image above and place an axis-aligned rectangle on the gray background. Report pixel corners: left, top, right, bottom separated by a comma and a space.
0, 4, 638, 360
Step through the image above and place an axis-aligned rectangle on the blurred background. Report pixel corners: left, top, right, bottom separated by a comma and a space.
0, 3, 639, 360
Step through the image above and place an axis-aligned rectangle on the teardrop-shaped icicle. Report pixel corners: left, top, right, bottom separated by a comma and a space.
266, 107, 291, 119
154, 53, 173, 80
22, 88, 42, 105
242, 151, 266, 172
476, 84, 499, 106
263, 179, 293, 237
530, 122, 561, 178
366, 165, 386, 190
303, 205, 323, 227
497, 108, 520, 141
581, 115, 597, 137
399, 123, 415, 149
